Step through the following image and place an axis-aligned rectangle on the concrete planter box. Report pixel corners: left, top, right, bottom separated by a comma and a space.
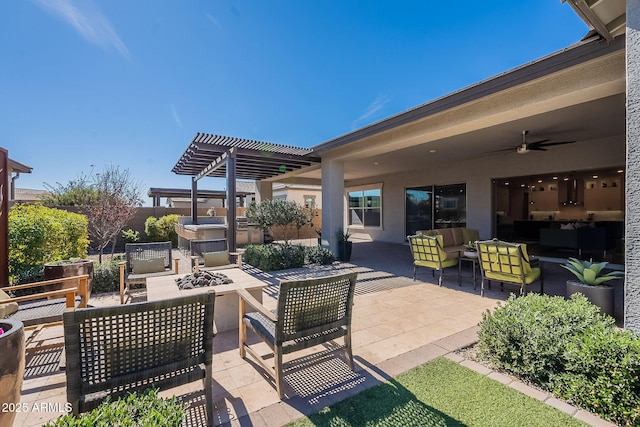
0, 319, 25, 427
566, 280, 614, 317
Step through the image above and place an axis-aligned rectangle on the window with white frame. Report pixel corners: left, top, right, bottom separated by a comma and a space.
347, 184, 382, 228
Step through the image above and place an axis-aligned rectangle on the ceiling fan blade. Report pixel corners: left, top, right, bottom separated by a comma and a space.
538, 140, 576, 147
527, 146, 547, 151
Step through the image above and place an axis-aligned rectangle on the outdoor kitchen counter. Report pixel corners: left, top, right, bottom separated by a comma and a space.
146, 269, 267, 333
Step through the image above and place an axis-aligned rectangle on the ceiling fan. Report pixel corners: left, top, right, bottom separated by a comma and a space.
513, 130, 576, 154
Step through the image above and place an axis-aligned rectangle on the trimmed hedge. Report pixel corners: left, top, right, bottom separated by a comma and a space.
9, 204, 89, 283
477, 293, 639, 426
244, 244, 334, 271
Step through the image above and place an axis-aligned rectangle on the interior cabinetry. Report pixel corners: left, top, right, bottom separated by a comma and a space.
496, 187, 510, 212
529, 183, 558, 211
584, 177, 623, 211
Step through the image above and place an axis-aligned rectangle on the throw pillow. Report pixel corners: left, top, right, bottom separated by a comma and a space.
0, 289, 19, 318
131, 257, 166, 274
203, 251, 230, 267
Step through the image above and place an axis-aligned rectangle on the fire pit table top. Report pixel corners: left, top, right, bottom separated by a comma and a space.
146, 268, 267, 301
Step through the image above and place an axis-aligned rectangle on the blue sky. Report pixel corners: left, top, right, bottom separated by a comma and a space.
1, 1, 588, 203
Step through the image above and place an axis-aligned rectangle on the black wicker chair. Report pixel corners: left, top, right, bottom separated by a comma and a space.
119, 241, 178, 304
238, 271, 357, 398
63, 293, 215, 425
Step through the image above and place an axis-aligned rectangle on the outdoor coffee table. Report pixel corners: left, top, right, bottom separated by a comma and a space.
459, 251, 479, 289
146, 269, 267, 333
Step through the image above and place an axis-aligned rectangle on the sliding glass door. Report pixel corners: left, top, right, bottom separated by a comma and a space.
405, 187, 432, 236
405, 184, 466, 234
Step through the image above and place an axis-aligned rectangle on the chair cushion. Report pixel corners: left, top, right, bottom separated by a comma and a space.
131, 257, 166, 274
437, 229, 456, 247
450, 228, 464, 246
461, 229, 480, 245
0, 289, 19, 319
203, 251, 230, 267
415, 257, 458, 269
486, 267, 541, 285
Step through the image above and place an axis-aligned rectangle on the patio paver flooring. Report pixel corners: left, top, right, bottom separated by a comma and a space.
12, 242, 616, 427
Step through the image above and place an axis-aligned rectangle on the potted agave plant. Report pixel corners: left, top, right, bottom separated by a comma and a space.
561, 257, 624, 317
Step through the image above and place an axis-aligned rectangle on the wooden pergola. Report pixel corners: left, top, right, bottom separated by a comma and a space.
172, 133, 319, 251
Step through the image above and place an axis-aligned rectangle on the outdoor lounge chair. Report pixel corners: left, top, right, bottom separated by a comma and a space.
63, 293, 215, 425
119, 241, 178, 304
476, 238, 544, 297
189, 239, 242, 272
238, 271, 358, 399
407, 234, 461, 286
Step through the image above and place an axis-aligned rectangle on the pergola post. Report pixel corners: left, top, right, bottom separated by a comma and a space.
226, 150, 237, 252
191, 177, 198, 225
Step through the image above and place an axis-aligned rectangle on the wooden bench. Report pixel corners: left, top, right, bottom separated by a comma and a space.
1, 275, 90, 352
119, 242, 178, 304
63, 293, 215, 425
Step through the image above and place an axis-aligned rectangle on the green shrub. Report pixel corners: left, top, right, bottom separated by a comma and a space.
121, 229, 140, 244
477, 293, 613, 386
551, 325, 640, 426
244, 244, 335, 271
92, 261, 121, 294
244, 243, 305, 271
145, 215, 179, 247
304, 245, 335, 265
45, 388, 185, 426
8, 204, 89, 283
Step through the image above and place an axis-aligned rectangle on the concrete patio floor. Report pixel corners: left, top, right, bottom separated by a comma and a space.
13, 241, 618, 427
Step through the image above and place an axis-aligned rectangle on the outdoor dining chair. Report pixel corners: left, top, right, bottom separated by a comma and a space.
238, 271, 358, 399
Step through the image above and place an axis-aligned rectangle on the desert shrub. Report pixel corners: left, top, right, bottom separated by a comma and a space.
477, 293, 613, 386
144, 214, 179, 246
304, 245, 335, 265
44, 388, 185, 426
244, 243, 305, 271
121, 229, 140, 245
92, 261, 121, 294
8, 204, 89, 283
551, 325, 640, 426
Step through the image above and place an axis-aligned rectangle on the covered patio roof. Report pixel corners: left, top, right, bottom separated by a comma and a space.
172, 133, 320, 181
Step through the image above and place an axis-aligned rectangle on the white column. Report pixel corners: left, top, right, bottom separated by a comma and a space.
321, 159, 345, 255
625, 1, 640, 332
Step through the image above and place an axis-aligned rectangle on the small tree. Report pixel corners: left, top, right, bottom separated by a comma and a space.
44, 166, 144, 263
246, 199, 308, 243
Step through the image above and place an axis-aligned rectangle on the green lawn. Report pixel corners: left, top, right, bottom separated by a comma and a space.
287, 357, 588, 427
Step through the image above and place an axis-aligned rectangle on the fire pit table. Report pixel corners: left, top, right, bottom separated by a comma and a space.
146, 269, 267, 333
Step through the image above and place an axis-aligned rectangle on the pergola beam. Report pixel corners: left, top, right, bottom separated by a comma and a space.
194, 148, 236, 181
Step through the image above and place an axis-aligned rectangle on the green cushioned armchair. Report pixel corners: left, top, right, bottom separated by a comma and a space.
408, 234, 460, 286
476, 239, 543, 297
